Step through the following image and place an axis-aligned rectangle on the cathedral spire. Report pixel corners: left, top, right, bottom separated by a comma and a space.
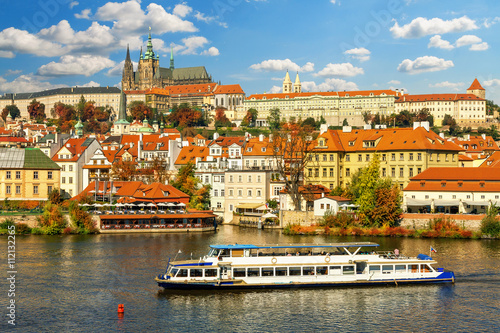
294, 71, 301, 93
170, 45, 174, 70
144, 27, 155, 60
283, 70, 292, 94
125, 44, 131, 62
117, 90, 129, 123
140, 46, 143, 60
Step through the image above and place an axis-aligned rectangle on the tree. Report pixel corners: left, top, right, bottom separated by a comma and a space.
371, 180, 402, 227
302, 117, 316, 128
362, 111, 372, 123
214, 107, 231, 129
2, 105, 20, 120
356, 154, 381, 224
486, 125, 499, 140
111, 159, 137, 180
143, 156, 171, 184
342, 118, 349, 126
76, 95, 87, 120
171, 162, 211, 209
395, 110, 412, 127
48, 188, 63, 204
128, 101, 153, 121
315, 115, 326, 130
271, 121, 317, 210
267, 108, 281, 130
168, 105, 202, 128
242, 108, 258, 127
37, 202, 67, 234
28, 100, 46, 122
81, 102, 96, 122
416, 108, 434, 126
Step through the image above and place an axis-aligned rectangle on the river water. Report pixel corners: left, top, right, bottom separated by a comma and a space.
2, 226, 499, 332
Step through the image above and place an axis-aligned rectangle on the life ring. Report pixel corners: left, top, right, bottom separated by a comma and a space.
271, 257, 277, 264
325, 255, 331, 263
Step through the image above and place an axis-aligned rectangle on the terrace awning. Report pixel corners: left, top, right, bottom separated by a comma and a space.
236, 203, 266, 210
463, 200, 490, 206
405, 198, 432, 206
433, 199, 460, 207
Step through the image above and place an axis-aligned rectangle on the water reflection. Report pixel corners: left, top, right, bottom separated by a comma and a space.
5, 226, 500, 332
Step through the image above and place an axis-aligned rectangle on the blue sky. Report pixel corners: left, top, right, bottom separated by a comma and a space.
1, 0, 500, 103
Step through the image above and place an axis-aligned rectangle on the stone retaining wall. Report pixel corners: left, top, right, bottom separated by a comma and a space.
401, 213, 484, 231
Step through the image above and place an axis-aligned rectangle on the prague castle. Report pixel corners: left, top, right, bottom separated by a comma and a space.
121, 29, 213, 91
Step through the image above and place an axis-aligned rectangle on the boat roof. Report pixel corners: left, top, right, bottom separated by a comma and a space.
210, 242, 379, 250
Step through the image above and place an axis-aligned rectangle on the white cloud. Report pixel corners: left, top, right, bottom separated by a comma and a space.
388, 80, 401, 85
250, 59, 314, 72
193, 11, 227, 28
470, 42, 489, 51
483, 17, 500, 28
201, 46, 220, 56
69, 1, 79, 9
0, 27, 65, 57
173, 2, 193, 18
429, 81, 465, 91
80, 81, 100, 87
37, 55, 115, 77
428, 35, 454, 50
0, 74, 66, 94
106, 60, 138, 76
174, 36, 209, 55
314, 63, 364, 77
302, 78, 358, 92
455, 34, 482, 47
344, 47, 370, 62
271, 77, 283, 81
483, 79, 500, 87
75, 9, 92, 19
268, 86, 281, 93
0, 51, 15, 58
397, 56, 454, 74
391, 16, 478, 39
4, 69, 22, 76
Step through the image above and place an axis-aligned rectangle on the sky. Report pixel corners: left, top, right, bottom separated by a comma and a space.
1, 0, 500, 103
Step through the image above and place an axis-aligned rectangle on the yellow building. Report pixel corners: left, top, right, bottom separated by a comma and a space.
306, 123, 464, 190
0, 148, 60, 201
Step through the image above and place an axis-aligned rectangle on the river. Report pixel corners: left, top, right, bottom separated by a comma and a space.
3, 226, 499, 332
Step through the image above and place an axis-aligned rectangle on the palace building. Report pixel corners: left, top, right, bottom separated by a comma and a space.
121, 29, 213, 91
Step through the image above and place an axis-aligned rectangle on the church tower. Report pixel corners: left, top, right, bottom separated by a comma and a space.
283, 70, 292, 94
467, 78, 486, 99
122, 44, 134, 91
170, 45, 174, 70
138, 27, 160, 90
294, 72, 302, 93
113, 90, 130, 135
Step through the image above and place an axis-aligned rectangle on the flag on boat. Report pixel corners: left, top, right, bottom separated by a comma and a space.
430, 246, 437, 253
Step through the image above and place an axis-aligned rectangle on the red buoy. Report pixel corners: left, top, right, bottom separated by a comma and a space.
118, 304, 124, 313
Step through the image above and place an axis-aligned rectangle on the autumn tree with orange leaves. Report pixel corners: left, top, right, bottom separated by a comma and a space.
111, 159, 137, 181
214, 107, 231, 128
52, 102, 76, 133
170, 162, 211, 210
168, 105, 202, 128
129, 101, 153, 121
28, 99, 46, 122
271, 121, 317, 210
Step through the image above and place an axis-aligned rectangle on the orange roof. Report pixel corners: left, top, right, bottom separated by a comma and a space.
480, 151, 500, 168
404, 181, 500, 192
243, 137, 274, 157
317, 127, 463, 152
468, 78, 485, 90
214, 84, 245, 94
52, 138, 94, 162
175, 146, 210, 165
396, 93, 483, 102
166, 83, 216, 95
450, 135, 499, 153
116, 182, 189, 202
247, 89, 396, 101
411, 167, 500, 181
208, 136, 246, 148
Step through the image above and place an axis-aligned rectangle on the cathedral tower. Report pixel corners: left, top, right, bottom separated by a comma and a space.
294, 72, 302, 93
122, 44, 134, 91
283, 70, 292, 94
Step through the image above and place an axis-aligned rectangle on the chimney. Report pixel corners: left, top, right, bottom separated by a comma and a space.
482, 133, 486, 140
439, 133, 445, 139
320, 124, 328, 135
364, 124, 371, 130
269, 134, 273, 143
321, 192, 324, 198
213, 132, 219, 140
259, 134, 264, 142
342, 126, 352, 133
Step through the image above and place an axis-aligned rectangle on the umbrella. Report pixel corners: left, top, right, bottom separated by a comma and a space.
137, 203, 146, 207
93, 203, 103, 207
158, 202, 168, 207
115, 203, 125, 207
147, 203, 157, 207
126, 203, 136, 207
167, 203, 176, 207
81, 203, 92, 207
262, 213, 278, 219
102, 203, 112, 207
178, 203, 186, 207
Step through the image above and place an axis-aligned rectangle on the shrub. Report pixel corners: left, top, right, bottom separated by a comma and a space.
15, 223, 31, 234
321, 212, 356, 228
480, 206, 500, 237
0, 218, 15, 229
37, 202, 67, 234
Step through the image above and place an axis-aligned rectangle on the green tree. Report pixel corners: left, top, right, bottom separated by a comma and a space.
37, 202, 67, 235
267, 108, 281, 130
170, 162, 211, 209
315, 116, 326, 130
2, 105, 20, 120
76, 95, 87, 119
356, 154, 381, 224
242, 108, 258, 127
342, 118, 349, 126
302, 117, 316, 128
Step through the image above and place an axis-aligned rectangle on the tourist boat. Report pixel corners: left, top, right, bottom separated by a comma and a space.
155, 242, 455, 289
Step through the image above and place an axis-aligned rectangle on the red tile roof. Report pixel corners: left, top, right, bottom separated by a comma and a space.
396, 93, 483, 102
214, 84, 245, 94
247, 90, 396, 101
175, 146, 209, 165
52, 138, 94, 162
410, 167, 500, 181
468, 78, 485, 90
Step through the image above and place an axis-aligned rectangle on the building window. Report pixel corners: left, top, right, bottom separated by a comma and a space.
345, 155, 350, 162
62, 165, 66, 171
16, 171, 21, 179
308, 169, 312, 177
238, 190, 242, 197
315, 168, 319, 177
6, 185, 11, 194
417, 167, 422, 174
320, 203, 324, 209
229, 204, 233, 211
214, 189, 218, 197
346, 168, 350, 177
216, 202, 222, 209
409, 153, 413, 161
358, 154, 362, 162
417, 153, 422, 161
33, 171, 39, 179
323, 154, 327, 162
330, 154, 334, 161
248, 175, 252, 183
229, 175, 233, 183
248, 190, 252, 197
382, 168, 386, 177
323, 168, 327, 177
400, 153, 404, 161
274, 186, 282, 196
391, 153, 395, 161
229, 189, 233, 196
391, 168, 396, 177
16, 185, 21, 194
48, 171, 53, 179
257, 175, 261, 183
257, 190, 261, 197
329, 168, 334, 177
69, 177, 73, 184
6, 171, 11, 179
382, 154, 386, 161
62, 177, 66, 184
399, 168, 404, 177
33, 185, 38, 195
69, 165, 73, 172
366, 154, 370, 162
48, 186, 52, 194
409, 168, 413, 177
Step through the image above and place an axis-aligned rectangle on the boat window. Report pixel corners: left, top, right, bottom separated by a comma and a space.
303, 266, 315, 275
342, 266, 355, 275
219, 249, 230, 257
177, 269, 188, 277
275, 267, 287, 276
382, 265, 393, 274
421, 264, 431, 273
204, 269, 217, 277
233, 268, 246, 278
410, 264, 419, 273
208, 248, 218, 257
169, 268, 179, 276
369, 265, 380, 273
329, 266, 341, 275
191, 269, 203, 277
232, 249, 244, 257
395, 265, 406, 273
289, 267, 301, 276
262, 267, 274, 277
247, 268, 260, 277
316, 266, 328, 275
